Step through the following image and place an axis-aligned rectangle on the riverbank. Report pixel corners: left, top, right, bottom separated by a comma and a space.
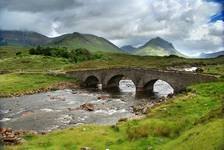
5, 81, 224, 150
0, 73, 78, 97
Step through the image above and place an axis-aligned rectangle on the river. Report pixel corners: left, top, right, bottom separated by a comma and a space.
0, 80, 173, 132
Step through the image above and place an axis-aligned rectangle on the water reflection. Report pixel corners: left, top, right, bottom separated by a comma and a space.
118, 79, 174, 98
119, 80, 136, 93
153, 80, 174, 98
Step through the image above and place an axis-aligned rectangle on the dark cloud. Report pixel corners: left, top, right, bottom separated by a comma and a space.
0, 0, 82, 12
0, 0, 223, 55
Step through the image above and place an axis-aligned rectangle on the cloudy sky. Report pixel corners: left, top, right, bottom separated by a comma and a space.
0, 0, 223, 55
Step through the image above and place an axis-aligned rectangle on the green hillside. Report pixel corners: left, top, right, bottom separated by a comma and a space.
0, 30, 123, 53
134, 37, 185, 57
0, 46, 29, 59
48, 32, 122, 53
134, 46, 169, 56
0, 30, 50, 46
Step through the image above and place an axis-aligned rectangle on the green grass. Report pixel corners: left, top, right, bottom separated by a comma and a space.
1, 46, 224, 149
158, 119, 224, 150
0, 46, 29, 59
0, 47, 224, 74
0, 73, 75, 97
0, 55, 71, 72
6, 81, 224, 150
64, 53, 224, 71
203, 64, 224, 77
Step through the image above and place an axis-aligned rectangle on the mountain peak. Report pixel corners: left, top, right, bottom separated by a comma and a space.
134, 37, 184, 57
143, 37, 174, 49
0, 30, 122, 53
50, 32, 122, 53
72, 32, 81, 35
120, 45, 136, 53
152, 36, 164, 41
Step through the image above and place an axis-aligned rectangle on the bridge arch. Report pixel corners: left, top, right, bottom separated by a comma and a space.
143, 79, 158, 94
83, 75, 100, 88
107, 74, 125, 89
143, 79, 174, 96
106, 74, 137, 91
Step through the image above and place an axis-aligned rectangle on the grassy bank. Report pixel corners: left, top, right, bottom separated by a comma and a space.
6, 81, 224, 150
0, 73, 76, 97
0, 55, 71, 72
0, 46, 29, 59
159, 119, 224, 150
203, 64, 224, 77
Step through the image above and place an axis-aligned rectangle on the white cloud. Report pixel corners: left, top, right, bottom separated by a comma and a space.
0, 0, 223, 55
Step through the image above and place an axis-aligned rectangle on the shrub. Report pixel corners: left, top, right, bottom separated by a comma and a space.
16, 52, 22, 55
166, 55, 182, 58
153, 126, 171, 137
116, 139, 124, 144
126, 125, 149, 140
146, 120, 183, 138
69, 48, 91, 63
111, 125, 120, 132
28, 46, 100, 63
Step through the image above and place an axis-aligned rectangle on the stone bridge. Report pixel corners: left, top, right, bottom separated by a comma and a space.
65, 68, 216, 93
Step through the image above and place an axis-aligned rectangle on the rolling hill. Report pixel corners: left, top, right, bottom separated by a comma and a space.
0, 30, 187, 56
0, 30, 50, 46
50, 32, 122, 53
0, 30, 122, 53
133, 37, 184, 57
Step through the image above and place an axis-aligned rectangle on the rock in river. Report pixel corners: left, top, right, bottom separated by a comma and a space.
132, 103, 154, 115
97, 95, 110, 100
0, 128, 22, 145
80, 103, 95, 111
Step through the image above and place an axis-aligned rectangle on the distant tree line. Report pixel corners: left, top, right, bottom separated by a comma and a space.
29, 46, 103, 63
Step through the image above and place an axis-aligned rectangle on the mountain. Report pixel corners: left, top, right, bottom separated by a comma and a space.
0, 30, 122, 53
50, 32, 122, 53
0, 30, 50, 46
120, 45, 136, 53
199, 51, 224, 58
133, 37, 184, 57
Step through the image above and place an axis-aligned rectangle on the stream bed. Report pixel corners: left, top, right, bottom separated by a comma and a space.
0, 80, 173, 132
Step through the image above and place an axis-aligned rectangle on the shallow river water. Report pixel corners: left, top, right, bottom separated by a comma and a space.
0, 80, 173, 132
